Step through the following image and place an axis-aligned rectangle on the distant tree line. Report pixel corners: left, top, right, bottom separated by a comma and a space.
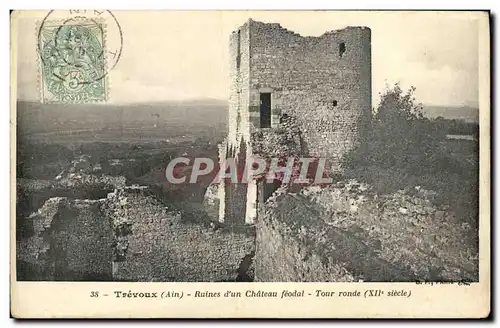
342, 83, 478, 200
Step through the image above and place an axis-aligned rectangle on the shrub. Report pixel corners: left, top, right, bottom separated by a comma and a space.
344, 84, 447, 175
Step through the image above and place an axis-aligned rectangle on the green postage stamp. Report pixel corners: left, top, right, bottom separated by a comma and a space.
38, 20, 107, 103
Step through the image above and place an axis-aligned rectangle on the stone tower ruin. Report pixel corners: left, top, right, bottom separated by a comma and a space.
205, 19, 372, 226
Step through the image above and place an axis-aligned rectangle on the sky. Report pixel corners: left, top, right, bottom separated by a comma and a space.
15, 11, 481, 107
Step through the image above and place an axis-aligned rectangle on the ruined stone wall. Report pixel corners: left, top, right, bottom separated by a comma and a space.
214, 23, 253, 225
18, 187, 256, 282
256, 211, 358, 282
107, 189, 256, 282
247, 21, 372, 172
255, 182, 478, 282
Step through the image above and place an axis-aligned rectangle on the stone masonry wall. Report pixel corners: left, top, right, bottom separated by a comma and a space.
106, 189, 256, 282
18, 187, 256, 282
212, 19, 372, 226
255, 181, 478, 282
228, 20, 251, 148
17, 197, 113, 281
214, 23, 252, 225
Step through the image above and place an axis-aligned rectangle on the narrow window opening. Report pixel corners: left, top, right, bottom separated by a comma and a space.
339, 42, 346, 58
